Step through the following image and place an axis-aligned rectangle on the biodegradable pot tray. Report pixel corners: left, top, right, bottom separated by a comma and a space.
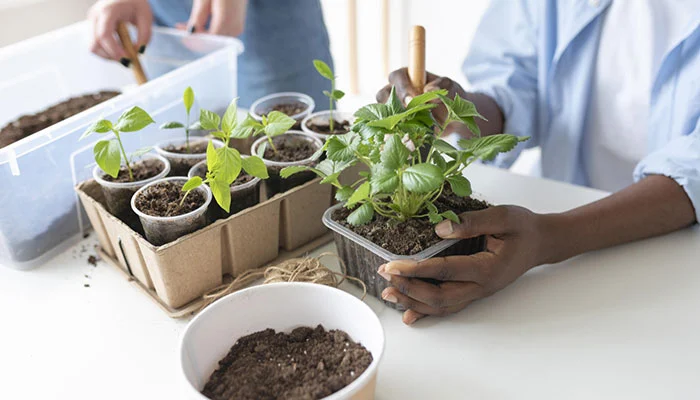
76, 177, 332, 313
322, 203, 486, 307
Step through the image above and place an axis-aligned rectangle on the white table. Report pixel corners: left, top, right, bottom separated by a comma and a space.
1, 164, 699, 400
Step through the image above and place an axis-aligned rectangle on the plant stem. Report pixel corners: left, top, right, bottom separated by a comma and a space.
185, 113, 191, 154
179, 189, 191, 207
114, 131, 134, 181
267, 136, 278, 155
329, 78, 335, 132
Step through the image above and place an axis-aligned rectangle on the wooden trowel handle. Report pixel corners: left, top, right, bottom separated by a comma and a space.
116, 22, 148, 85
408, 25, 426, 92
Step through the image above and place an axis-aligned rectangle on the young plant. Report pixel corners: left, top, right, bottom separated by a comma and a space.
81, 106, 155, 181
242, 111, 296, 157
313, 59, 345, 131
281, 87, 528, 225
180, 99, 269, 212
160, 86, 198, 153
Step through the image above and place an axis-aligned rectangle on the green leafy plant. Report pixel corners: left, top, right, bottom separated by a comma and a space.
242, 111, 297, 157
181, 99, 269, 212
160, 86, 198, 153
313, 59, 344, 132
81, 106, 155, 181
281, 87, 528, 225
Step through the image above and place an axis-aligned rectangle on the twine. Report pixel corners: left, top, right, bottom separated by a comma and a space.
199, 252, 366, 312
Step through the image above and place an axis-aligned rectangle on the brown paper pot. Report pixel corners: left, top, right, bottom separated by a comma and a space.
322, 203, 486, 308
278, 178, 333, 251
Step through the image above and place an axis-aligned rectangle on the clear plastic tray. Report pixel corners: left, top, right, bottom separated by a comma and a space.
0, 22, 242, 269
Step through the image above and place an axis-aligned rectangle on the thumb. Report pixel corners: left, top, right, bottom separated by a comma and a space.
435, 206, 511, 239
188, 0, 212, 33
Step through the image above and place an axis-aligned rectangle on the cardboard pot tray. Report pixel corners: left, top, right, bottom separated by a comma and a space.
76, 177, 333, 317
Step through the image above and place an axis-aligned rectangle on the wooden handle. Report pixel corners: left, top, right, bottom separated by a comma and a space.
116, 22, 148, 85
408, 25, 426, 92
348, 0, 359, 94
381, 0, 390, 78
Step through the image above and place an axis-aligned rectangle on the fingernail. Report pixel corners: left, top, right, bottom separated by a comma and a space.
381, 290, 397, 303
119, 57, 131, 68
377, 264, 392, 281
188, 25, 196, 34
404, 95, 413, 104
138, 45, 146, 54
435, 220, 454, 237
404, 313, 418, 325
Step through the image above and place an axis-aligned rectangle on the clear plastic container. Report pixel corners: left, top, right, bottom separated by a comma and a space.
250, 131, 323, 198
322, 203, 486, 305
250, 92, 315, 130
154, 138, 224, 177
0, 21, 243, 269
301, 110, 355, 141
131, 177, 212, 246
188, 159, 261, 218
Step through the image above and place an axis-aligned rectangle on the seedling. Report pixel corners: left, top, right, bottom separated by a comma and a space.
160, 86, 198, 153
181, 99, 269, 212
81, 106, 155, 181
313, 59, 344, 131
282, 88, 528, 225
242, 111, 296, 157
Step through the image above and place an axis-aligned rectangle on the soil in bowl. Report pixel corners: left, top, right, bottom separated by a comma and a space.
305, 119, 351, 136
133, 180, 205, 217
262, 102, 309, 129
201, 325, 373, 400
161, 140, 209, 176
263, 135, 318, 197
0, 91, 120, 149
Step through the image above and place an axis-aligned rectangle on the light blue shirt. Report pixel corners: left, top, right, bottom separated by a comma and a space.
463, 0, 700, 221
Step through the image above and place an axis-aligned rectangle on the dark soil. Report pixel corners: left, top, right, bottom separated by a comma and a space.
87, 255, 99, 267
102, 158, 165, 183
263, 101, 308, 117
333, 190, 489, 255
202, 325, 373, 400
263, 136, 317, 163
163, 140, 208, 154
305, 119, 351, 135
133, 180, 205, 217
0, 91, 119, 149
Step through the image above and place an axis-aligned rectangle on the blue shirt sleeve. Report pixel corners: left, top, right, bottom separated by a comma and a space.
634, 117, 700, 222
462, 0, 541, 168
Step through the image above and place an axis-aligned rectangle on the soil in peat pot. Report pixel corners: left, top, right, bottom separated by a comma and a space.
202, 325, 373, 400
332, 189, 489, 256
163, 140, 208, 154
134, 180, 205, 217
103, 158, 165, 183
0, 91, 120, 149
305, 119, 351, 136
264, 101, 309, 118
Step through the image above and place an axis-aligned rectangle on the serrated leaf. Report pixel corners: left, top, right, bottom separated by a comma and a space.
81, 119, 113, 140
457, 134, 526, 162
214, 147, 242, 183
114, 106, 154, 132
160, 121, 185, 130
183, 87, 194, 114
222, 98, 238, 134
331, 89, 345, 100
263, 111, 296, 137
446, 175, 472, 197
347, 202, 374, 226
94, 139, 121, 178
407, 89, 449, 108
428, 211, 443, 224
280, 165, 310, 178
433, 139, 459, 156
441, 210, 461, 224
432, 152, 447, 171
386, 86, 405, 114
325, 134, 357, 162
353, 103, 391, 121
200, 109, 221, 131
210, 177, 232, 213
211, 130, 228, 141
402, 163, 443, 193
380, 134, 409, 170
241, 156, 268, 179
182, 176, 202, 192
335, 186, 354, 202
346, 181, 370, 207
425, 202, 439, 214
366, 104, 435, 130
313, 59, 334, 80
370, 165, 399, 195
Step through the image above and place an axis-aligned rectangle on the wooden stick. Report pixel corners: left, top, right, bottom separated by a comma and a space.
116, 22, 148, 85
408, 25, 426, 92
381, 0, 390, 78
347, 0, 359, 94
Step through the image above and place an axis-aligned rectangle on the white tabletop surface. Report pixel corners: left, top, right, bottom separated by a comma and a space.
1, 164, 699, 400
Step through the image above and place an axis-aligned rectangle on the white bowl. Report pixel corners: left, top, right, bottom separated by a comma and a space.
180, 282, 385, 400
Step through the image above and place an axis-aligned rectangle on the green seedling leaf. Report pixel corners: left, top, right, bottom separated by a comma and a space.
457, 134, 529, 162
402, 163, 444, 193
446, 175, 472, 197
94, 139, 121, 178
366, 104, 435, 130
280, 165, 310, 178
331, 90, 345, 100
241, 156, 269, 179
387, 86, 405, 114
230, 125, 253, 139
183, 87, 194, 114
428, 211, 443, 224
313, 59, 334, 80
211, 131, 228, 141
210, 177, 232, 213
200, 109, 221, 131
182, 176, 203, 192
81, 119, 113, 139
160, 121, 185, 129
263, 111, 296, 137
370, 165, 399, 195
380, 134, 410, 170
326, 134, 358, 162
222, 98, 238, 134
114, 106, 155, 132
335, 186, 354, 202
215, 147, 242, 183
346, 181, 370, 207
206, 140, 218, 167
407, 89, 448, 109
354, 103, 391, 121
347, 202, 374, 226
441, 210, 461, 224
439, 94, 485, 136
432, 152, 447, 171
432, 139, 459, 156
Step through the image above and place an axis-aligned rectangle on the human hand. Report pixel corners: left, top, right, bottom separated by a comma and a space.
376, 67, 469, 127
176, 0, 247, 37
377, 205, 552, 325
88, 0, 153, 63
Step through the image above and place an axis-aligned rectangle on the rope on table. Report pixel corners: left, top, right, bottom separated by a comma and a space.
198, 252, 367, 312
